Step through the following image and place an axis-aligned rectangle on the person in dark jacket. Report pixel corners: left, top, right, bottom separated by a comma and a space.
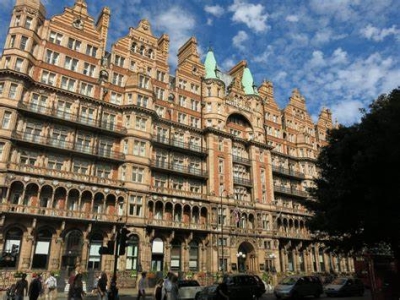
28, 273, 42, 300
69, 273, 86, 300
14, 273, 28, 300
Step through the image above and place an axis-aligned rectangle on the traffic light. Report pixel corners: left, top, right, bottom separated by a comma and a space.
98, 241, 115, 255
118, 227, 129, 255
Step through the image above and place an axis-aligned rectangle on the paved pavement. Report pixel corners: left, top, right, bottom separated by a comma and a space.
1, 288, 373, 300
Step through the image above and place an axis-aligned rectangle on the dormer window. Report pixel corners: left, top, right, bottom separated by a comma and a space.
131, 42, 137, 53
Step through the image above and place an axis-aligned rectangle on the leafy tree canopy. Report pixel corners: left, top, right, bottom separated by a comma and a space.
305, 88, 400, 259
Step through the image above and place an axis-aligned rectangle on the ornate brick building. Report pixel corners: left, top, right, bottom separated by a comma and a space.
0, 0, 353, 287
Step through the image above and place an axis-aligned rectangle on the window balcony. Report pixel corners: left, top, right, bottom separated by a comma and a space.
232, 155, 251, 166
233, 176, 253, 187
146, 218, 209, 231
17, 102, 127, 136
11, 131, 125, 162
150, 160, 208, 178
273, 185, 308, 198
271, 165, 305, 179
0, 203, 121, 224
152, 135, 207, 156
7, 162, 124, 187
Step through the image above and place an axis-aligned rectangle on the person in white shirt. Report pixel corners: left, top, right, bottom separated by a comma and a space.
44, 272, 57, 300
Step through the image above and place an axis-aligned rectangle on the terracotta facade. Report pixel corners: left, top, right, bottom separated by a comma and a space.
0, 0, 353, 286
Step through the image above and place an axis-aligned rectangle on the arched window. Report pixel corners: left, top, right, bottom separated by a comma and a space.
189, 241, 199, 271
32, 229, 52, 269
126, 235, 139, 270
1, 228, 22, 268
88, 233, 102, 270
62, 229, 83, 267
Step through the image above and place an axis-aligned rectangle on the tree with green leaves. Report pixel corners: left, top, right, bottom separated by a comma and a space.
305, 87, 400, 261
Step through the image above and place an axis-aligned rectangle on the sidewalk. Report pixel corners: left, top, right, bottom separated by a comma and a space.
44, 288, 151, 299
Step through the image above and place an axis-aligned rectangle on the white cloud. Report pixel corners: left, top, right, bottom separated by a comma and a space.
360, 24, 399, 42
253, 45, 273, 63
232, 30, 248, 51
331, 48, 348, 65
151, 6, 196, 67
221, 58, 236, 71
204, 5, 225, 18
206, 18, 213, 26
285, 15, 299, 22
229, 0, 269, 33
331, 100, 363, 125
309, 51, 326, 68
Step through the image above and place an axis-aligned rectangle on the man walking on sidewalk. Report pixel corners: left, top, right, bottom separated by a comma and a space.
137, 272, 148, 300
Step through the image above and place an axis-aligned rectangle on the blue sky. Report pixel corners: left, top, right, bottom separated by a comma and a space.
1, 0, 399, 125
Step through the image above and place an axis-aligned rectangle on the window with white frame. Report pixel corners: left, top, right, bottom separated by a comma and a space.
61, 76, 76, 92
155, 150, 167, 165
25, 16, 33, 29
75, 134, 92, 153
64, 56, 79, 71
80, 82, 93, 97
9, 83, 18, 99
14, 15, 21, 27
2, 111, 12, 129
110, 92, 122, 105
49, 31, 63, 45
138, 75, 149, 89
73, 158, 90, 174
178, 113, 186, 124
190, 99, 199, 111
190, 83, 199, 94
189, 180, 201, 193
20, 36, 28, 51
98, 139, 113, 157
133, 140, 146, 156
56, 100, 72, 118
179, 96, 186, 107
47, 154, 65, 170
156, 70, 165, 82
135, 116, 146, 131
67, 37, 81, 51
114, 55, 125, 67
0, 142, 4, 160
79, 106, 95, 125
190, 117, 200, 128
154, 173, 167, 188
172, 177, 184, 190
83, 62, 95, 77
178, 79, 187, 89
96, 164, 112, 178
155, 87, 165, 100
20, 149, 38, 166
112, 72, 124, 86
45, 50, 59, 65
40, 70, 56, 86
9, 35, 16, 48
137, 95, 148, 107
128, 195, 143, 217
50, 126, 68, 148
15, 58, 23, 72
86, 44, 98, 57
131, 167, 144, 183
155, 106, 165, 117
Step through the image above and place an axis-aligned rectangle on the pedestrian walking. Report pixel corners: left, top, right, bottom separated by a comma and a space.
136, 272, 148, 300
68, 273, 86, 300
44, 272, 57, 300
153, 278, 164, 300
28, 273, 43, 300
14, 273, 28, 300
169, 275, 179, 300
97, 272, 108, 300
162, 272, 173, 300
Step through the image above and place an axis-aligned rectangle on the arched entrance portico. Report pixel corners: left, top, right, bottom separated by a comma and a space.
236, 241, 256, 273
